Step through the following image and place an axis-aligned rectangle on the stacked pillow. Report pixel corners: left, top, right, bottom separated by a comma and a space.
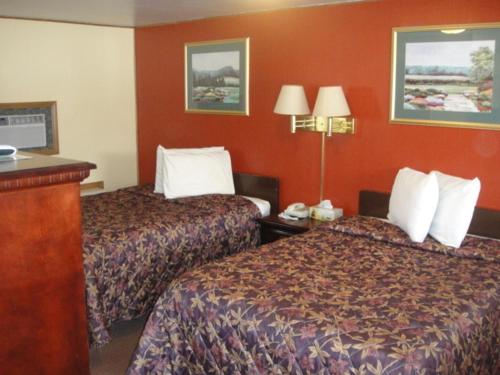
387, 168, 440, 243
154, 145, 235, 199
428, 171, 481, 247
388, 167, 481, 248
154, 146, 224, 194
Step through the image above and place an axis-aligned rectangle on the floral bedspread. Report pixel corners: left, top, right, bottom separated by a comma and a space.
128, 215, 499, 374
81, 185, 261, 347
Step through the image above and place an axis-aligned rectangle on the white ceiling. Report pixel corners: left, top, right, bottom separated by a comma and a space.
0, 0, 366, 28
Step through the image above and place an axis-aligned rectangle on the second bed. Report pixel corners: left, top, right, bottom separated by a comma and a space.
127, 191, 500, 374
82, 172, 278, 347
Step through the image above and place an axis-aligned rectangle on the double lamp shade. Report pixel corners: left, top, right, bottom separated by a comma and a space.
274, 85, 351, 117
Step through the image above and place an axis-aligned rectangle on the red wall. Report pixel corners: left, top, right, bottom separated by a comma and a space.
135, 0, 500, 213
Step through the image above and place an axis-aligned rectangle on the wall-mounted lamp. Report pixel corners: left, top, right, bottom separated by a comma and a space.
274, 85, 355, 136
274, 85, 356, 203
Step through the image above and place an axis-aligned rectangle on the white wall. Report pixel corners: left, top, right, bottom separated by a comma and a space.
0, 19, 137, 191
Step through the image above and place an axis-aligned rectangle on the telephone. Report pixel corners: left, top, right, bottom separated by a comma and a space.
0, 145, 17, 157
284, 202, 309, 219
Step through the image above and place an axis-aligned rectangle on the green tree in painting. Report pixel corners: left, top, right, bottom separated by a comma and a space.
469, 46, 494, 83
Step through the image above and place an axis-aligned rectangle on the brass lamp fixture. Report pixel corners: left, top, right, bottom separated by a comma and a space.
274, 85, 355, 136
274, 85, 356, 201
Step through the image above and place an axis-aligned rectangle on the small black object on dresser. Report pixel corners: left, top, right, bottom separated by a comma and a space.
257, 215, 324, 244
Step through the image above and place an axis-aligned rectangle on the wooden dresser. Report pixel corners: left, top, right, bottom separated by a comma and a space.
0, 154, 95, 374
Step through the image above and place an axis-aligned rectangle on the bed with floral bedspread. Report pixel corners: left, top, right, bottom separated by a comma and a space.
127, 215, 499, 374
81, 185, 261, 347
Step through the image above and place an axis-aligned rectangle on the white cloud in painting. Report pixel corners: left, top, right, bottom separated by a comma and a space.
406, 40, 495, 67
193, 51, 239, 71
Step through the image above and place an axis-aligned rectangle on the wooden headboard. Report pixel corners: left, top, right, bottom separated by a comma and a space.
359, 190, 500, 240
233, 172, 279, 215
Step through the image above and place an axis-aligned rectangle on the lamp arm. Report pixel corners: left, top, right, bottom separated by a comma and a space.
290, 115, 296, 133
293, 116, 316, 130
327, 117, 333, 137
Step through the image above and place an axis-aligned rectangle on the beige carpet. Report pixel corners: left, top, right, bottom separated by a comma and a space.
90, 316, 147, 375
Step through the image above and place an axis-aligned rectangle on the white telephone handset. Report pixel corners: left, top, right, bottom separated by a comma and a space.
0, 145, 17, 157
283, 202, 309, 219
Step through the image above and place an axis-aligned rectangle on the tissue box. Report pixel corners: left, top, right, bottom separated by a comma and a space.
309, 206, 343, 221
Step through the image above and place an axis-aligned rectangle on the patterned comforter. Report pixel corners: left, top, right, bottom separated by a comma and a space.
81, 185, 261, 347
128, 215, 499, 374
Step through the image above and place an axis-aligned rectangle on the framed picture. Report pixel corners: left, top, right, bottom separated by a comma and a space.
390, 23, 500, 130
185, 38, 249, 115
0, 101, 59, 154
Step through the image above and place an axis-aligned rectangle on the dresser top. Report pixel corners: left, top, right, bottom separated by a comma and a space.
0, 153, 96, 191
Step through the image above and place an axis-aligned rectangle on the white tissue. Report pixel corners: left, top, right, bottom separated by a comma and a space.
318, 200, 333, 209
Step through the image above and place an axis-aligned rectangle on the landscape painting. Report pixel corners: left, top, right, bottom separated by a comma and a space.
192, 51, 240, 104
185, 38, 249, 115
404, 40, 495, 113
391, 24, 500, 130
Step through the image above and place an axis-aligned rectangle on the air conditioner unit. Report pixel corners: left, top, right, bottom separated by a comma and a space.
0, 114, 47, 148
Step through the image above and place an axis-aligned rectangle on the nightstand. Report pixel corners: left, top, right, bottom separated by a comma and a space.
257, 215, 325, 244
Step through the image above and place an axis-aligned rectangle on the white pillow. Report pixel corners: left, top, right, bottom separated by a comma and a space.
429, 171, 481, 248
387, 167, 439, 242
154, 146, 224, 193
162, 150, 235, 199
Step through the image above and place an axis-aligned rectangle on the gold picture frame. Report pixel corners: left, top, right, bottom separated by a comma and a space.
390, 23, 500, 130
0, 101, 59, 154
185, 38, 249, 115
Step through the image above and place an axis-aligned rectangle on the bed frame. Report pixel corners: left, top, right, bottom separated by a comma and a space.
359, 190, 500, 240
233, 172, 279, 215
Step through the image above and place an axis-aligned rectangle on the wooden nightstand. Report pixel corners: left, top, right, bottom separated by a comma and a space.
258, 215, 325, 244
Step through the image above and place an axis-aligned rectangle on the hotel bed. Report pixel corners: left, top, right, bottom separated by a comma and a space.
127, 190, 499, 374
81, 172, 279, 347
